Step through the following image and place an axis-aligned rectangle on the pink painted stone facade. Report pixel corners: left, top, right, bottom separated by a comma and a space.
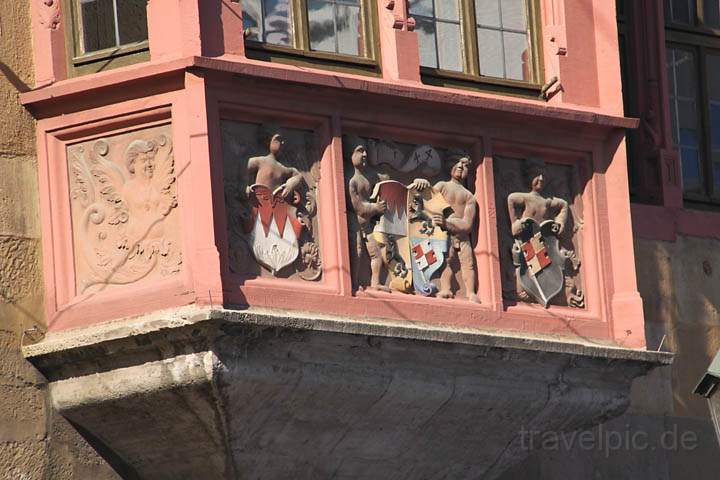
23, 0, 647, 348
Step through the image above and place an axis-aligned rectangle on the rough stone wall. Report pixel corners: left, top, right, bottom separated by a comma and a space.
499, 235, 720, 479
0, 2, 118, 478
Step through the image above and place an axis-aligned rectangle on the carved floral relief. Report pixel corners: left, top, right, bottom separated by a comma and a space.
67, 124, 182, 294
345, 135, 480, 302
221, 121, 321, 281
495, 156, 585, 308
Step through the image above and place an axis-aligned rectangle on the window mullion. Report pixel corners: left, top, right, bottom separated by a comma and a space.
697, 0, 705, 27
463, 0, 480, 76
295, 0, 310, 51
112, 0, 121, 47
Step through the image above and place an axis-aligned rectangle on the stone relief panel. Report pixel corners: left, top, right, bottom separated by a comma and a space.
68, 124, 182, 294
221, 121, 321, 281
345, 135, 480, 302
494, 156, 585, 308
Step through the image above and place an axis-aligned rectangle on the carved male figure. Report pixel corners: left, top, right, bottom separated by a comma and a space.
507, 158, 570, 304
347, 142, 390, 292
507, 158, 568, 237
246, 128, 304, 198
431, 151, 480, 303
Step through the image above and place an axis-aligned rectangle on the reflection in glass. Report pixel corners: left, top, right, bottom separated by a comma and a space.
308, 0, 362, 56
241, 0, 292, 46
409, 0, 463, 71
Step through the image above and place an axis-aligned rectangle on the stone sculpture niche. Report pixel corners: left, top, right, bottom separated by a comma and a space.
345, 135, 480, 303
495, 156, 585, 308
67, 124, 182, 294
221, 121, 321, 281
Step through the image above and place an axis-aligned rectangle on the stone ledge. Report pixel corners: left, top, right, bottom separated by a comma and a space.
23, 306, 672, 480
24, 306, 672, 366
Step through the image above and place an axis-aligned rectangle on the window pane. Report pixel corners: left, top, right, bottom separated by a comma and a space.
336, 4, 361, 56
117, 0, 148, 45
503, 32, 529, 81
264, 0, 293, 45
477, 28, 504, 78
670, 0, 693, 24
308, 0, 363, 56
667, 48, 703, 194
713, 153, 720, 193
435, 0, 459, 21
475, 0, 500, 27
437, 22, 462, 71
410, 0, 434, 17
706, 0, 720, 27
502, 0, 527, 30
242, 0, 264, 41
80, 0, 117, 53
409, 0, 462, 71
415, 16, 438, 68
241, 0, 292, 46
681, 147, 702, 191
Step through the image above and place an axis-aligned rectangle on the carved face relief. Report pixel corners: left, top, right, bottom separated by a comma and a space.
67, 124, 182, 295
496, 156, 585, 308
221, 121, 322, 281
344, 135, 480, 303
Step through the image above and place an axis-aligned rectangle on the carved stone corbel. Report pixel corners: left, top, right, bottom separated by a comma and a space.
385, 0, 415, 31
38, 0, 61, 30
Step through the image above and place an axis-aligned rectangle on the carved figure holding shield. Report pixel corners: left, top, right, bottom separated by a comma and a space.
507, 158, 569, 306
431, 151, 480, 303
244, 128, 306, 275
347, 142, 391, 292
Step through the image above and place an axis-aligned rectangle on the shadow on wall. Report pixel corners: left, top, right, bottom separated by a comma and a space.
0, 62, 30, 93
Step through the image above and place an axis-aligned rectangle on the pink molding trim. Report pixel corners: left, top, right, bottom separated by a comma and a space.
21, 56, 640, 131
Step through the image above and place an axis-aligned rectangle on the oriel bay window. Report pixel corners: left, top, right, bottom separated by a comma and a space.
665, 0, 720, 203
64, 0, 149, 75
241, 0, 376, 65
409, 0, 542, 90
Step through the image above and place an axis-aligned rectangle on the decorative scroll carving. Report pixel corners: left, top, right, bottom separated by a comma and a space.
221, 122, 321, 280
497, 157, 584, 308
385, 0, 415, 31
346, 137, 479, 302
38, 0, 61, 30
68, 125, 182, 294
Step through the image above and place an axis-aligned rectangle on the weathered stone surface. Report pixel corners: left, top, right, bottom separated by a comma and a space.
25, 307, 671, 480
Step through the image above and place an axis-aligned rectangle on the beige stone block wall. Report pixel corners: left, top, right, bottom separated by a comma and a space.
0, 2, 118, 478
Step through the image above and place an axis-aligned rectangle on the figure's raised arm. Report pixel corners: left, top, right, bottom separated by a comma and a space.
246, 156, 260, 195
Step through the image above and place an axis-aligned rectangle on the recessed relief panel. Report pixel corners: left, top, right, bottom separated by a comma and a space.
495, 156, 585, 308
221, 121, 322, 281
67, 124, 182, 295
344, 135, 480, 303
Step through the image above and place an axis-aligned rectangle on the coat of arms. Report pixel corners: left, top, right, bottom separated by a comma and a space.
245, 184, 303, 275
370, 180, 451, 295
512, 218, 564, 307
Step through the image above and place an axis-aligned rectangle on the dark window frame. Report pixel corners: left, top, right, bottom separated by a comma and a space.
665, 0, 720, 204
